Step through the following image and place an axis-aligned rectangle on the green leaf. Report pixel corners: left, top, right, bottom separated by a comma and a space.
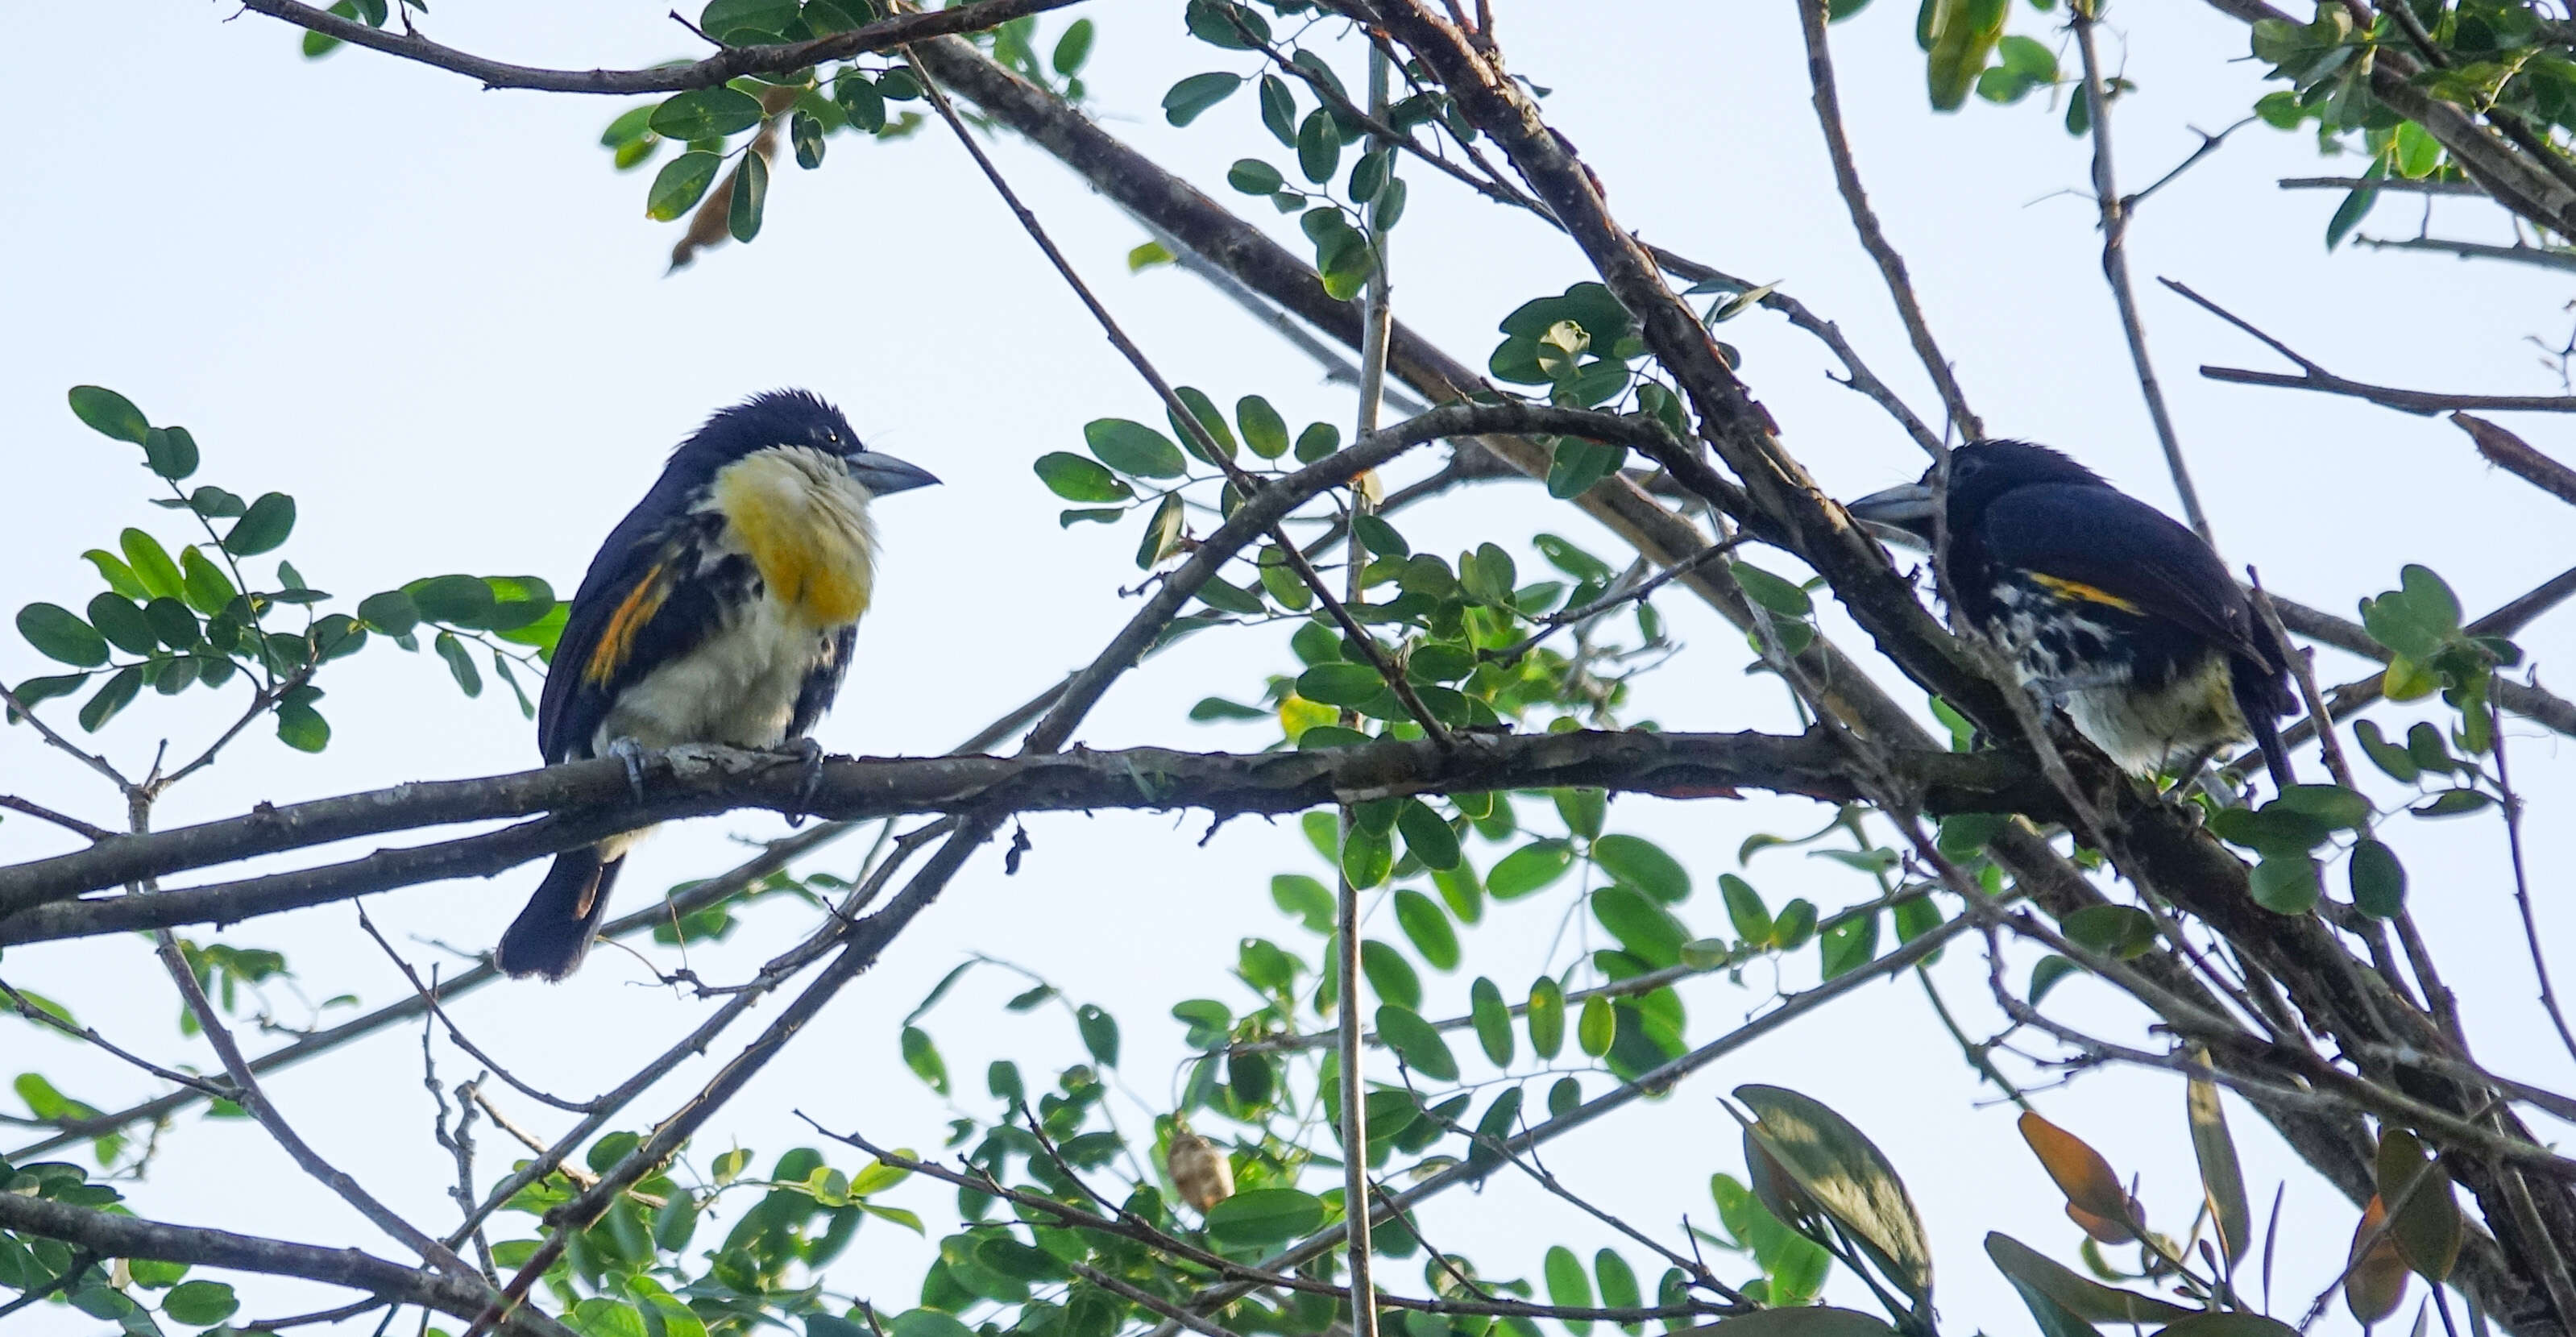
1593, 886, 1687, 968
2350, 839, 2406, 918
223, 492, 296, 556
1296, 108, 1340, 183
790, 110, 826, 168
1732, 562, 1813, 618
1392, 890, 1459, 971
1547, 438, 1624, 499
1996, 34, 2057, 81
1528, 977, 1566, 1058
143, 426, 200, 481
1204, 1188, 1325, 1244
2186, 1074, 2252, 1267
68, 386, 151, 444
836, 73, 887, 132
650, 87, 765, 140
1578, 994, 1615, 1057
1555, 787, 1607, 838
2061, 904, 2157, 960
1593, 834, 1688, 903
1545, 1245, 1595, 1336
161, 1280, 240, 1326
2029, 955, 2080, 1003
1295, 421, 1340, 463
1236, 395, 1290, 458
1925, 0, 2008, 110
1076, 1003, 1119, 1066
435, 632, 483, 697
1397, 799, 1462, 872
2325, 155, 2387, 250
410, 574, 497, 626
1719, 874, 1771, 942
1033, 451, 1132, 502
81, 550, 148, 601
1360, 939, 1422, 1010
1595, 1249, 1641, 1311
2352, 720, 2418, 783
1163, 72, 1242, 126
1297, 662, 1385, 707
1487, 839, 1574, 899
728, 151, 769, 243
1375, 1004, 1459, 1081
1734, 1085, 1934, 1309
120, 529, 185, 601
77, 666, 143, 733
276, 700, 330, 753
646, 152, 723, 221
1985, 1233, 2188, 1325
19, 604, 110, 667
1469, 978, 1513, 1065
177, 547, 236, 617
1226, 158, 1285, 194
1052, 17, 1096, 73
900, 1024, 950, 1093
890, 1311, 977, 1337
1272, 874, 1334, 932
1771, 899, 1818, 949
359, 590, 422, 636
1085, 419, 1188, 478
2272, 784, 2371, 830
2247, 854, 2321, 915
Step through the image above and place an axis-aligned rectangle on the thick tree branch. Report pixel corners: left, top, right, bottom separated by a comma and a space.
231, 0, 1079, 94
0, 729, 2046, 944
0, 1191, 571, 1337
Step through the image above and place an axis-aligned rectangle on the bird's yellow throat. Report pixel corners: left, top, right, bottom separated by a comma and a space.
710, 446, 878, 626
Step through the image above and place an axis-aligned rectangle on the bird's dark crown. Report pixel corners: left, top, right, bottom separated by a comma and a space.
1927, 438, 2112, 515
670, 389, 867, 475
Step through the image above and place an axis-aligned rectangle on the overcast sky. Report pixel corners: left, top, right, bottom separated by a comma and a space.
5, 2, 2572, 1334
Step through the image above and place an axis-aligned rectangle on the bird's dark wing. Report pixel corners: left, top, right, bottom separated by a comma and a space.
1974, 484, 2279, 670
537, 509, 728, 762
786, 623, 857, 742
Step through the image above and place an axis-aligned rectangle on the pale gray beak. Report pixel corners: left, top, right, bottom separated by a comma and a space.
1845, 481, 1936, 542
844, 451, 940, 496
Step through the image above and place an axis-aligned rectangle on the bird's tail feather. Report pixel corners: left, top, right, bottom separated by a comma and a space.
496, 848, 624, 981
2232, 659, 2298, 791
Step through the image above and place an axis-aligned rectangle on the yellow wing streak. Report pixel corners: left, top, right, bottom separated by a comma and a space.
585, 561, 671, 686
2029, 573, 2144, 615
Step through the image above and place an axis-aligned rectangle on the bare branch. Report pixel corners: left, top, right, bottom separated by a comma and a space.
1794, 0, 1981, 441
2354, 235, 2576, 272
230, 0, 1080, 94
2454, 413, 2576, 506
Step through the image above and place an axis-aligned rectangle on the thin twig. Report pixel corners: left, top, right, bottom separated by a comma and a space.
230, 0, 1077, 94
2246, 574, 2352, 790
355, 907, 597, 1113
904, 46, 1454, 749
2490, 697, 2576, 1068
2074, 0, 2214, 545
2452, 413, 2576, 506
1795, 0, 1981, 440
2167, 278, 2576, 414
0, 795, 112, 841
2354, 235, 2576, 273
0, 683, 131, 791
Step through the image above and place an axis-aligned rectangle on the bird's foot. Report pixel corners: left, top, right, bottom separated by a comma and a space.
780, 737, 826, 827
606, 737, 652, 805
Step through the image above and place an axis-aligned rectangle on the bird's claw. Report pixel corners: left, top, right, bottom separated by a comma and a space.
607, 737, 650, 805
782, 737, 826, 828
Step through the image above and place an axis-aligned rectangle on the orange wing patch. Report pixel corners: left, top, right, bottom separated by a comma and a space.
2029, 573, 2145, 615
585, 561, 671, 686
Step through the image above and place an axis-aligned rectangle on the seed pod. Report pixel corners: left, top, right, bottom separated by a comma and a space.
1167, 1123, 1234, 1214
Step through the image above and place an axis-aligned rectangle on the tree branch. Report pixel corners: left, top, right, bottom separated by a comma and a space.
230, 0, 1080, 94
0, 728, 2047, 945
0, 1191, 571, 1337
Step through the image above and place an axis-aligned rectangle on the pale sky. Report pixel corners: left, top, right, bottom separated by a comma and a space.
4, 2, 2571, 1335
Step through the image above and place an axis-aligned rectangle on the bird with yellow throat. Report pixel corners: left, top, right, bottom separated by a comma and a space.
495, 390, 939, 980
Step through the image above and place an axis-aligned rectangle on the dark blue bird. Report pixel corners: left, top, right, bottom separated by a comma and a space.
1848, 440, 2296, 789
495, 391, 939, 980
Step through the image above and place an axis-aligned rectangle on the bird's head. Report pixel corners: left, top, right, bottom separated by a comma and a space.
1845, 438, 2108, 544
675, 388, 941, 499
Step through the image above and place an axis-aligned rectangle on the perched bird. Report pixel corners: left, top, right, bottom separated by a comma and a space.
495, 390, 940, 980
1845, 440, 2295, 788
